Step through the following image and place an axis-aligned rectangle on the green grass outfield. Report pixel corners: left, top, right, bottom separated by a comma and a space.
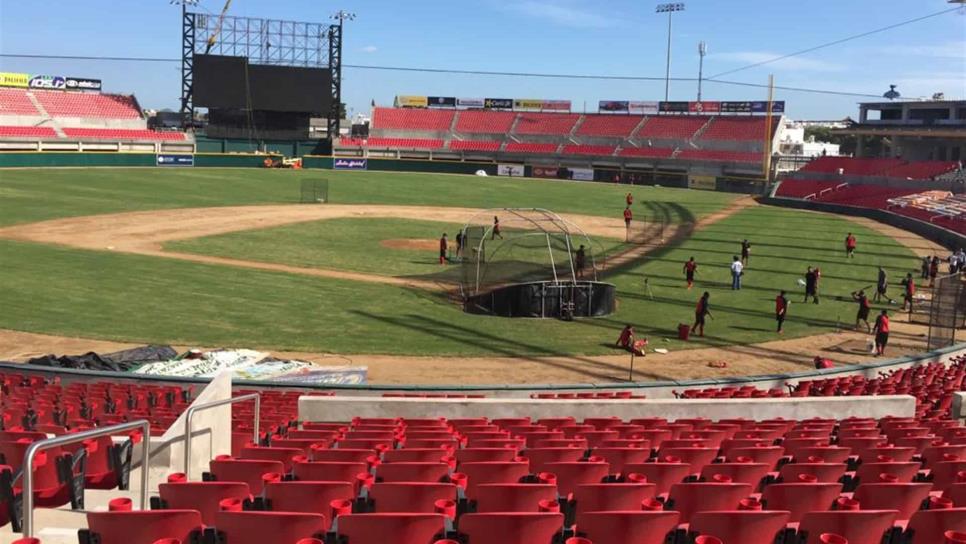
0, 168, 922, 357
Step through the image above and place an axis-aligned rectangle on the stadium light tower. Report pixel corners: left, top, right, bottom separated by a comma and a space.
331, 9, 356, 29
697, 41, 707, 101
656, 3, 685, 102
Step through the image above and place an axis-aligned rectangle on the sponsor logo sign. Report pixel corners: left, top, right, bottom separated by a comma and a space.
333, 158, 368, 170
427, 96, 456, 108
65, 77, 102, 91
659, 101, 689, 113
531, 166, 559, 179
513, 98, 544, 110
629, 101, 659, 115
395, 95, 428, 108
569, 167, 595, 181
751, 101, 785, 113
599, 100, 629, 113
457, 97, 484, 108
688, 174, 717, 191
541, 99, 571, 111
721, 101, 752, 113
28, 75, 66, 89
0, 72, 29, 88
689, 101, 721, 113
484, 98, 513, 109
497, 164, 525, 177
156, 154, 194, 167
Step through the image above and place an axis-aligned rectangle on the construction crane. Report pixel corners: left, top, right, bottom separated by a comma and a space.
204, 0, 233, 54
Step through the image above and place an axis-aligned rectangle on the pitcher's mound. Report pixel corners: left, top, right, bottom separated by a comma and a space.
381, 238, 450, 251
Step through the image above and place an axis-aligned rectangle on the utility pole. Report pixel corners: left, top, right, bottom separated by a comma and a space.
656, 3, 685, 102
697, 41, 707, 101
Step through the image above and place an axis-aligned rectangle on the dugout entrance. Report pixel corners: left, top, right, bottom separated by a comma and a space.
458, 208, 616, 319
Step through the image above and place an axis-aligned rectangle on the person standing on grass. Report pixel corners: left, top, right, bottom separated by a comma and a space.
693, 292, 712, 337
872, 310, 890, 357
804, 267, 819, 304
492, 216, 503, 240
852, 289, 872, 333
730, 256, 744, 290
626, 192, 634, 207
623, 206, 633, 242
875, 266, 888, 303
439, 233, 448, 265
921, 256, 931, 280
775, 290, 789, 335
901, 272, 916, 313
845, 233, 857, 259
683, 257, 698, 289
574, 245, 587, 280
929, 256, 940, 287
740, 239, 751, 266
455, 230, 463, 260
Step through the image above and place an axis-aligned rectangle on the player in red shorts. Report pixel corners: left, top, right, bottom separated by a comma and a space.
845, 232, 857, 258
439, 233, 448, 265
775, 290, 788, 334
683, 257, 697, 289
492, 216, 503, 240
626, 192, 634, 206
623, 206, 633, 242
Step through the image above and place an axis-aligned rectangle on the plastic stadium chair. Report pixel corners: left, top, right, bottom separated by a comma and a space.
293, 461, 367, 488
459, 462, 531, 499
778, 463, 847, 484
666, 483, 752, 523
367, 482, 457, 513
572, 483, 657, 527
657, 447, 718, 471
336, 513, 446, 544
623, 462, 692, 496
457, 512, 564, 544
384, 449, 452, 464
213, 510, 326, 544
81, 510, 204, 544
473, 483, 558, 512
797, 510, 899, 544
541, 461, 610, 496
945, 483, 966, 507
853, 462, 920, 485
700, 463, 771, 488
239, 446, 302, 471
207, 459, 285, 495
265, 481, 354, 526
376, 462, 450, 483
852, 482, 932, 520
311, 448, 374, 464
591, 447, 651, 474
904, 508, 966, 543
455, 448, 518, 465
760, 483, 842, 523
156, 481, 251, 524
726, 446, 786, 469
522, 448, 585, 473
929, 460, 966, 490
858, 446, 916, 463
690, 510, 791, 544
576, 511, 680, 544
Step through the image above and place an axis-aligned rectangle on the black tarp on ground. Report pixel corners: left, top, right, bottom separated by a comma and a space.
25, 345, 177, 372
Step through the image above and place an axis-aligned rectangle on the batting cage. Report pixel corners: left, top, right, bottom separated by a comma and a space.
926, 273, 966, 350
458, 208, 616, 318
299, 178, 330, 203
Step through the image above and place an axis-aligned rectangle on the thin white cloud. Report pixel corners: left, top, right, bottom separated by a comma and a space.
713, 51, 846, 73
506, 1, 616, 28
360, 45, 378, 53
870, 41, 966, 59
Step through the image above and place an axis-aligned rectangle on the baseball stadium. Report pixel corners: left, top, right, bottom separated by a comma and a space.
0, 1, 964, 543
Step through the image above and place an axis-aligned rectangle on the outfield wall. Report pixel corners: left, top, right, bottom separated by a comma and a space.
0, 152, 282, 169
763, 196, 966, 251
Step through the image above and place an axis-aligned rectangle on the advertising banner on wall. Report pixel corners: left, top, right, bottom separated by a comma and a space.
0, 72, 29, 88
751, 101, 786, 113
28, 75, 66, 90
497, 164, 525, 177
531, 166, 560, 179
427, 96, 456, 108
65, 77, 102, 91
541, 100, 571, 111
569, 167, 595, 181
484, 98, 513, 109
688, 174, 717, 191
721, 101, 752, 113
513, 99, 544, 110
629, 101, 659, 115
395, 95, 428, 108
156, 154, 194, 167
689, 101, 721, 113
333, 158, 368, 170
457, 97, 484, 108
659, 101, 689, 113
599, 101, 629, 113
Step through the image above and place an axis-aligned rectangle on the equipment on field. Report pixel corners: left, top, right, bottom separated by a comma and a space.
299, 179, 329, 203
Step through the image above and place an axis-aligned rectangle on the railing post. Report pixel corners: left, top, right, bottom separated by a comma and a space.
21, 419, 151, 538
183, 393, 260, 478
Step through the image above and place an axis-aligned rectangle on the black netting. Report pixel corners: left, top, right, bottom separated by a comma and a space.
927, 274, 966, 350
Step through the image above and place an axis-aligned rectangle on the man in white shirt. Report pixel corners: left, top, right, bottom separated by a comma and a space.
730, 256, 744, 290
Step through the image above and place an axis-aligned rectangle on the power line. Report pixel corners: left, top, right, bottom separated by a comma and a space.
0, 52, 881, 98
708, 6, 961, 79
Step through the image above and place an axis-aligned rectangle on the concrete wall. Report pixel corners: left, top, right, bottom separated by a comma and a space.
299, 394, 916, 422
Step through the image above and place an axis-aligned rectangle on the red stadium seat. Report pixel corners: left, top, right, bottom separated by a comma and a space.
376, 462, 449, 483
522, 448, 584, 473
335, 513, 446, 544
761, 483, 842, 522
265, 481, 353, 525
239, 446, 302, 471
797, 510, 899, 544
209, 459, 285, 494
473, 483, 558, 512
700, 462, 771, 488
667, 482, 752, 523
854, 462, 921, 485
904, 508, 966, 544
367, 482, 456, 514
576, 511, 680, 544
83, 510, 204, 544
624, 462, 692, 496
778, 463, 847, 484
459, 461, 531, 499
541, 461, 610, 496
157, 481, 251, 524
852, 483, 933, 520
690, 510, 791, 544
572, 482, 657, 526
213, 510, 326, 544
457, 512, 564, 544
592, 447, 651, 474
455, 448, 518, 465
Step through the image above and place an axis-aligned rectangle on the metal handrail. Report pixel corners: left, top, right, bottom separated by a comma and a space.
183, 393, 260, 477
22, 419, 151, 537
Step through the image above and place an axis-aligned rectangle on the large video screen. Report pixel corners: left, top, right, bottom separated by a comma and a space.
193, 54, 332, 113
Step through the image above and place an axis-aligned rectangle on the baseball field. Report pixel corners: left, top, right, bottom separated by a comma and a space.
0, 167, 938, 383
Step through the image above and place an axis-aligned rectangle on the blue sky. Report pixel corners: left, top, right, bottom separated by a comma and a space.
1, 0, 963, 120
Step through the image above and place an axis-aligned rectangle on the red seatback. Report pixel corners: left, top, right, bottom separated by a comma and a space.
690, 510, 791, 544
239, 446, 302, 472
521, 448, 584, 473
853, 483, 933, 520
458, 512, 563, 544
623, 463, 691, 496
854, 462, 921, 484
473, 483, 558, 513
265, 481, 353, 527
209, 459, 285, 495
367, 482, 456, 513
86, 510, 203, 544
293, 461, 367, 487
573, 483, 657, 527
158, 482, 251, 525
592, 447, 651, 474
778, 463, 846, 484
459, 462, 530, 499
375, 462, 449, 483
213, 510, 327, 544
541, 461, 610, 496
455, 448, 517, 465
700, 463, 770, 488
577, 511, 680, 544
667, 482, 752, 523
310, 448, 373, 464
336, 513, 446, 544
798, 510, 899, 544
904, 507, 966, 544
761, 483, 842, 522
